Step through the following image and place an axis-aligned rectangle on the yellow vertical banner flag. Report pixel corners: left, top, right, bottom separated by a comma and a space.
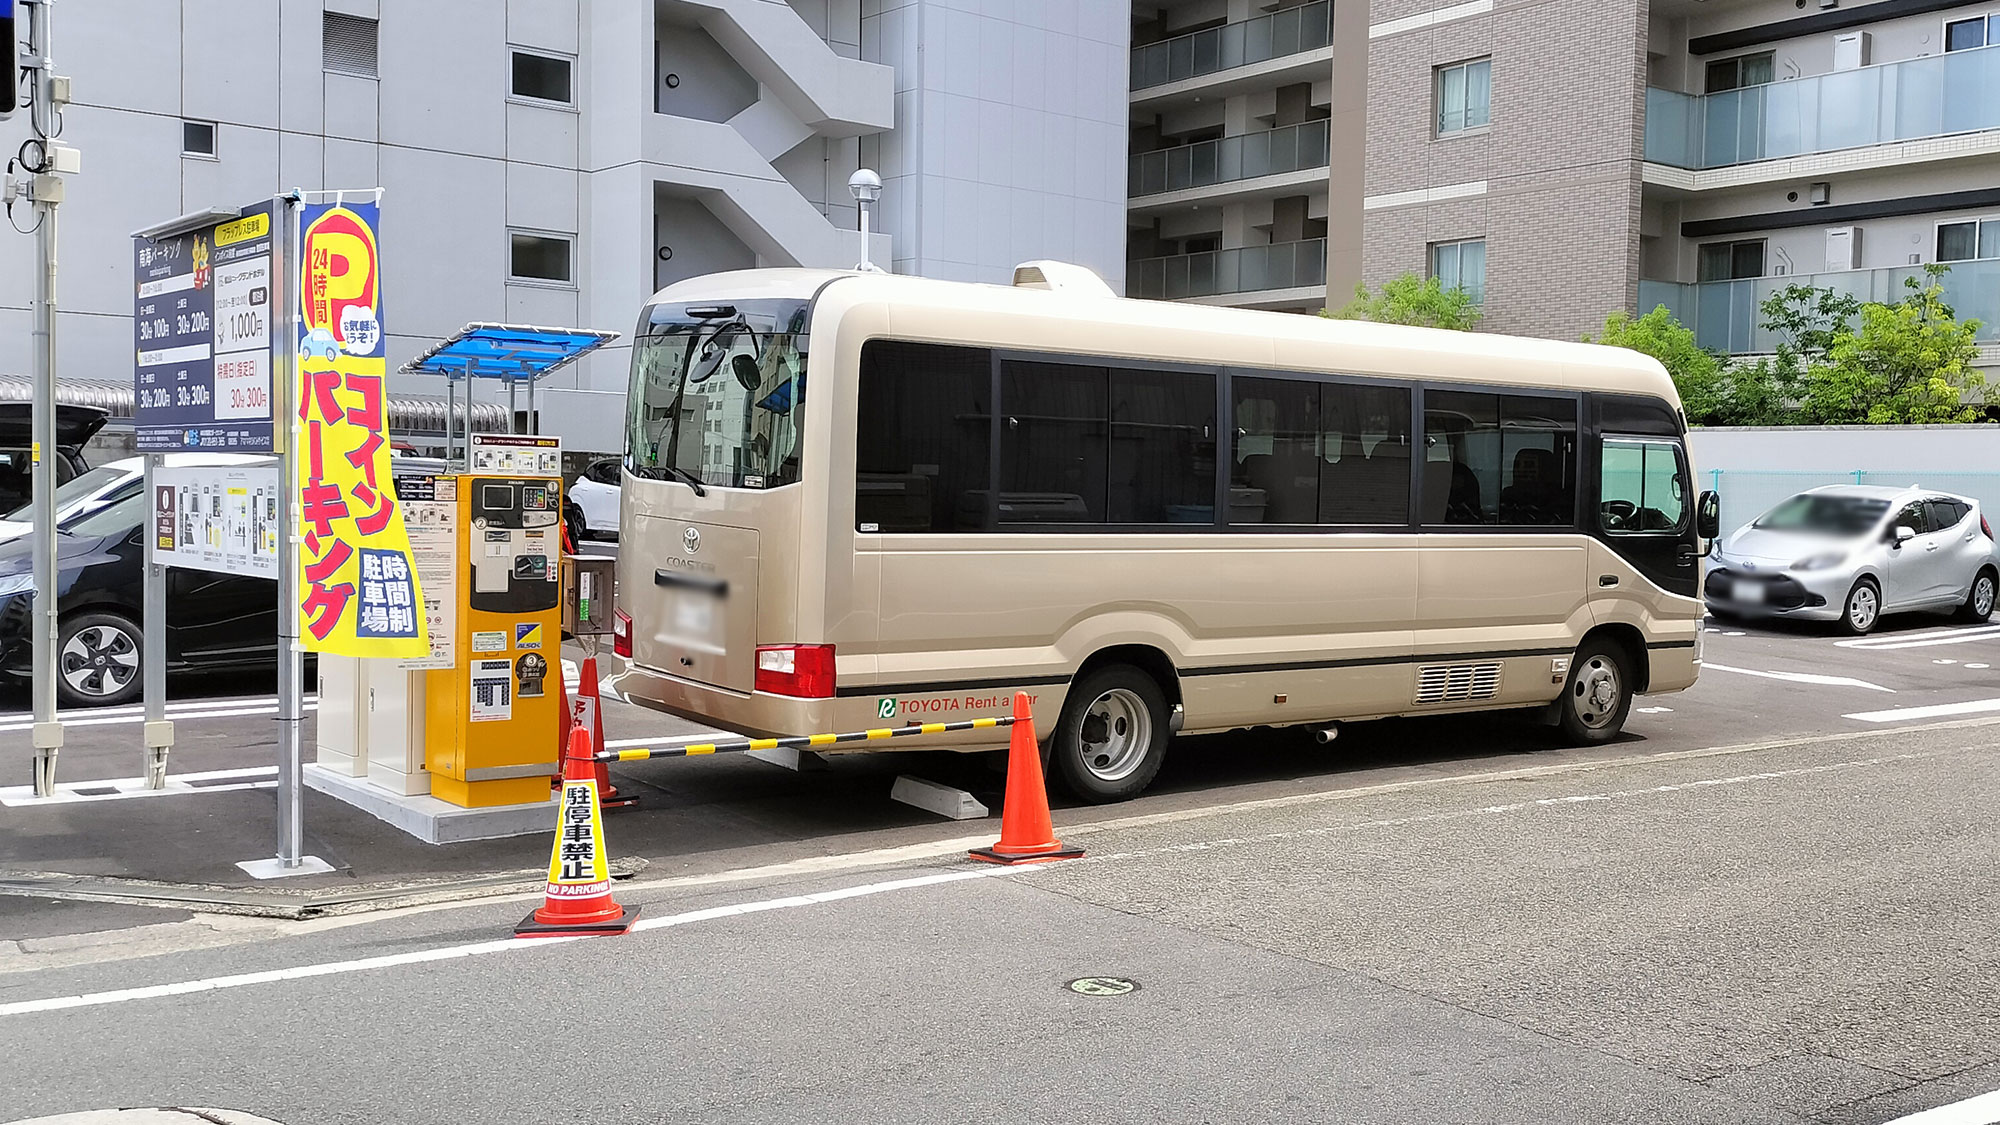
293, 199, 427, 658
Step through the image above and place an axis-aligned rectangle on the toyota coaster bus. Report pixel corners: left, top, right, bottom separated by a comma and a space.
609, 263, 1718, 802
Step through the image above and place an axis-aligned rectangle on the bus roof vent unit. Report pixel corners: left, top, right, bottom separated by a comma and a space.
1012, 261, 1116, 298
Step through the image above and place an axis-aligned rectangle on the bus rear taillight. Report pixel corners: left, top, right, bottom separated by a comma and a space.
755, 644, 836, 698
613, 608, 632, 658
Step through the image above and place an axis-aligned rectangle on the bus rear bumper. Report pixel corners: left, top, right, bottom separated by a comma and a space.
607, 662, 1016, 752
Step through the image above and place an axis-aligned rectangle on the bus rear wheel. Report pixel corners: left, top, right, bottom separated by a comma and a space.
1555, 640, 1632, 746
1049, 665, 1170, 804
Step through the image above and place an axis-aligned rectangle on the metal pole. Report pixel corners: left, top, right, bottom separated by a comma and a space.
525, 374, 535, 434
508, 376, 519, 435
142, 454, 170, 788
275, 194, 304, 870
25, 0, 65, 796
446, 378, 457, 468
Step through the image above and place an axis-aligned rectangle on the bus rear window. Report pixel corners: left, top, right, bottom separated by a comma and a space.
626, 299, 810, 490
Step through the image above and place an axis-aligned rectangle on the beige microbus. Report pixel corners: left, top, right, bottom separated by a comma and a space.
610, 263, 1718, 802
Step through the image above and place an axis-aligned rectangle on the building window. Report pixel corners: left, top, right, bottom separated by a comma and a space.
1938, 218, 2000, 262
1703, 51, 1775, 93
182, 121, 217, 157
508, 231, 573, 283
1435, 58, 1491, 135
1944, 14, 1998, 52
1697, 239, 1765, 282
511, 51, 574, 104
323, 12, 379, 78
1430, 239, 1486, 304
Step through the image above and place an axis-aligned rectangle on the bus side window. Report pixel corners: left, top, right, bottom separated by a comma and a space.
1599, 440, 1686, 533
855, 340, 992, 532
1424, 391, 1577, 526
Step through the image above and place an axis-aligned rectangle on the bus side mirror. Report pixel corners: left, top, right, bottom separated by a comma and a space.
1696, 490, 1720, 540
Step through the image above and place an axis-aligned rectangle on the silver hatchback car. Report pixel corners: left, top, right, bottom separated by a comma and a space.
1705, 486, 1999, 634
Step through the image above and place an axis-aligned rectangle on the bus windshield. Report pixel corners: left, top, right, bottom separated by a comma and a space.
626, 299, 811, 490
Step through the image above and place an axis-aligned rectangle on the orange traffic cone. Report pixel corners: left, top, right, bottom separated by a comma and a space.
969, 692, 1084, 865
515, 724, 641, 937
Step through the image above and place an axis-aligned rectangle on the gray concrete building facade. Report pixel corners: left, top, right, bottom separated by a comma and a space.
0, 0, 1129, 453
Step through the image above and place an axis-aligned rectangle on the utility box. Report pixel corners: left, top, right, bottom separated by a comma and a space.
424, 444, 566, 808
565, 553, 617, 638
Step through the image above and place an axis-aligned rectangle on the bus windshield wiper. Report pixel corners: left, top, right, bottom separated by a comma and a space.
632, 463, 707, 497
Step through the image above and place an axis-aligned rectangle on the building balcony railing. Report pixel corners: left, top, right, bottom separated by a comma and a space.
1129, 121, 1331, 198
1128, 238, 1328, 301
1638, 260, 2000, 354
1130, 1, 1333, 92
1645, 43, 2000, 170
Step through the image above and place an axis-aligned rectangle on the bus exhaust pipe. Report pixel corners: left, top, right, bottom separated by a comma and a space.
1314, 726, 1340, 745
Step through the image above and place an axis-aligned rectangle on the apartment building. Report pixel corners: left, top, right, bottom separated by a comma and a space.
0, 0, 1128, 452
1125, 0, 1368, 312
1359, 0, 2000, 368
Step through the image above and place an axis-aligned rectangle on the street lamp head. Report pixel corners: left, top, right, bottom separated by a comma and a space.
847, 168, 883, 204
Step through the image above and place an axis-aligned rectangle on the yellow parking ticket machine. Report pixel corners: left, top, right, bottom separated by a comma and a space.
425, 435, 566, 807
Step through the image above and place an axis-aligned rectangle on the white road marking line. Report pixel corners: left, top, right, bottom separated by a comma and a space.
1844, 698, 2000, 724
1935, 659, 1958, 665
1635, 706, 1674, 714
0, 694, 321, 725
0, 767, 279, 807
1967, 663, 1991, 670
1723, 631, 1746, 636
1878, 1088, 2000, 1125
0, 703, 321, 734
1702, 662, 1896, 693
0, 868, 1016, 1018
1837, 624, 2000, 651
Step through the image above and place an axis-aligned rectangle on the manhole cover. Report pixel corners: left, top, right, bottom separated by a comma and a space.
1066, 976, 1138, 996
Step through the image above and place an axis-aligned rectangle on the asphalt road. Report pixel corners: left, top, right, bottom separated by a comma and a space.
1, 717, 1996, 1124
3, 577, 1999, 1123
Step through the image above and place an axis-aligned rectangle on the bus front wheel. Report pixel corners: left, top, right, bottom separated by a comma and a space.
1049, 665, 1170, 803
1555, 640, 1632, 746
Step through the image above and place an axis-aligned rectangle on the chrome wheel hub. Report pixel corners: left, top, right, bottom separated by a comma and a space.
1570, 656, 1621, 730
1076, 687, 1153, 783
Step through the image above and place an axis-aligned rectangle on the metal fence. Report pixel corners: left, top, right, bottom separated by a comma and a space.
1705, 469, 2000, 535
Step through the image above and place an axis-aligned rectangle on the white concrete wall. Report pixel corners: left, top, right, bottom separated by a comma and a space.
1690, 425, 2000, 473
863, 0, 1130, 289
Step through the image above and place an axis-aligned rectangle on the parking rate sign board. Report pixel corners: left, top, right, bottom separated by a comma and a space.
293, 198, 426, 658
133, 205, 277, 452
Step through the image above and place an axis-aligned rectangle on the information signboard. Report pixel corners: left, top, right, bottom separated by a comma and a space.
149, 462, 283, 579
392, 471, 459, 671
133, 203, 277, 452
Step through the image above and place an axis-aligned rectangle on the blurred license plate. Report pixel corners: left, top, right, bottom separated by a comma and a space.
1732, 580, 1765, 604
673, 595, 716, 634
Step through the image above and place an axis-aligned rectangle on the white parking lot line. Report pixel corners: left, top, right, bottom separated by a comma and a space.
1877, 1087, 2000, 1125
0, 766, 279, 807
1836, 624, 2000, 651
1844, 698, 2000, 724
1702, 662, 1895, 693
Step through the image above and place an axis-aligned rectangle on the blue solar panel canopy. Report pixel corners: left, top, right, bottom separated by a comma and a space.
399, 322, 619, 382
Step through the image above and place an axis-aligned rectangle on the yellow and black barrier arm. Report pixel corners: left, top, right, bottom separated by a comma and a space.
598, 715, 1018, 762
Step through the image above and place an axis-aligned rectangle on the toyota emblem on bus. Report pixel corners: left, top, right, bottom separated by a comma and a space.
683, 526, 702, 554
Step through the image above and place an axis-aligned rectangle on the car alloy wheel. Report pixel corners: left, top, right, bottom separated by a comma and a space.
61, 621, 140, 701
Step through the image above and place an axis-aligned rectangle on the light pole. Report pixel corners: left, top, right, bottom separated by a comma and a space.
847, 168, 883, 273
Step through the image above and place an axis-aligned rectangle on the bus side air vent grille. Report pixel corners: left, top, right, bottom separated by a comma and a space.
1414, 662, 1503, 705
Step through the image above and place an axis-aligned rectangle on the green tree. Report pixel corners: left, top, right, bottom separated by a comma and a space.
1586, 305, 1725, 422
1800, 267, 1985, 424
1325, 273, 1482, 331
